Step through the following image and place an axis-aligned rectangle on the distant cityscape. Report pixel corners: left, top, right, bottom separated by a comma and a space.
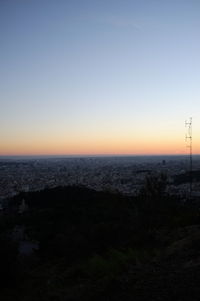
1, 155, 200, 203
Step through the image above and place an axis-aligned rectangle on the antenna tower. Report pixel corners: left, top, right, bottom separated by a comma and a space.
185, 117, 193, 197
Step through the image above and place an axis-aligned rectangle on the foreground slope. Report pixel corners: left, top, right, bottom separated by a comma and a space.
1, 185, 200, 300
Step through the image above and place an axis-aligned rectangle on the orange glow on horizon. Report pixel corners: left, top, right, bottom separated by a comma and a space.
1, 136, 200, 156
1, 125, 200, 156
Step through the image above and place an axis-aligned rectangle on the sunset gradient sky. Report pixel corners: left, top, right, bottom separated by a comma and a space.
1, 0, 200, 156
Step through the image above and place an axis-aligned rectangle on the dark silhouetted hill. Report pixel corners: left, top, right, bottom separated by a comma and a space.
1, 184, 200, 300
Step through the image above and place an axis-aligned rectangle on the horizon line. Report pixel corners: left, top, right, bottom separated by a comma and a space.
0, 153, 198, 158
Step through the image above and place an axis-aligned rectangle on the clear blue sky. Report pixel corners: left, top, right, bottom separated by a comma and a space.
1, 0, 200, 155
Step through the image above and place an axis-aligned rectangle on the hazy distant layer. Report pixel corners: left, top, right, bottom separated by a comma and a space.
0, 154, 194, 162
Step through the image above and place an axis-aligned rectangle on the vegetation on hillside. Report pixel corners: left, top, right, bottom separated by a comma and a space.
1, 175, 200, 300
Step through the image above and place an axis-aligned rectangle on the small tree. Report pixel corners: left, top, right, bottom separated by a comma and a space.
142, 172, 167, 200
138, 173, 169, 230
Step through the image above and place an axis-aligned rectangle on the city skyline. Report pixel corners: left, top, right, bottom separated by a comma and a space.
1, 0, 200, 156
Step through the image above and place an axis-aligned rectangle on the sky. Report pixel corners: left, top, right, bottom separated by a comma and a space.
1, 0, 200, 156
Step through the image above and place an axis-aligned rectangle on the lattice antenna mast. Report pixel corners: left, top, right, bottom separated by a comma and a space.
185, 117, 193, 197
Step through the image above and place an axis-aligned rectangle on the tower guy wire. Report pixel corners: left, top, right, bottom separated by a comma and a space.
185, 117, 193, 197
